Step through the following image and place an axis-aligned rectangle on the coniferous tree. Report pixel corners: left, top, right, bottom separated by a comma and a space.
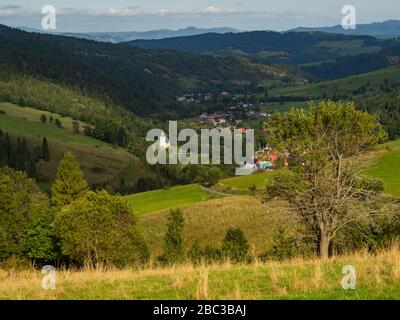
159, 209, 185, 265
72, 121, 79, 134
15, 138, 23, 171
21, 138, 29, 171
222, 228, 249, 263
4, 133, 11, 165
0, 130, 5, 166
40, 114, 47, 124
51, 152, 88, 209
42, 137, 50, 161
55, 119, 62, 128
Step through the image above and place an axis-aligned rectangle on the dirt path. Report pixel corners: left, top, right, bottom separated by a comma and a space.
199, 185, 236, 197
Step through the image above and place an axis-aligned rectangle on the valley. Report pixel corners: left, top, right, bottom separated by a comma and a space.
1, 16, 400, 301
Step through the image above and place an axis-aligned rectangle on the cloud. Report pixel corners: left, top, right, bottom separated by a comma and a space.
106, 7, 139, 17
158, 9, 170, 17
204, 6, 223, 14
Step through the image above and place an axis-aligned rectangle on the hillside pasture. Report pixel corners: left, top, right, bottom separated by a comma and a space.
2, 246, 400, 299
126, 184, 217, 216
0, 104, 154, 188
137, 196, 290, 257
269, 64, 400, 99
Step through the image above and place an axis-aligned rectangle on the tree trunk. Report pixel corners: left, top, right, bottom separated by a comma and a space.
319, 232, 330, 259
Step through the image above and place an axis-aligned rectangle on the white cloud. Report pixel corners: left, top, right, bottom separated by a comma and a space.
204, 6, 223, 14
106, 7, 138, 17
158, 9, 170, 17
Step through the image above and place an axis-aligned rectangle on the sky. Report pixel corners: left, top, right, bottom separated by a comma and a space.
0, 0, 399, 32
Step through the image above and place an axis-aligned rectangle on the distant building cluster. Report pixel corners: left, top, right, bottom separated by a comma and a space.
176, 93, 212, 103
386, 56, 400, 64
199, 110, 270, 128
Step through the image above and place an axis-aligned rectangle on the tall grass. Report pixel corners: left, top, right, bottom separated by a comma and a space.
1, 245, 400, 300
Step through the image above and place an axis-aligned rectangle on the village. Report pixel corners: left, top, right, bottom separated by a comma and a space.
175, 91, 284, 173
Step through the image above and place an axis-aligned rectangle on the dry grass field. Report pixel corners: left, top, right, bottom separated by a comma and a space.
1, 246, 400, 300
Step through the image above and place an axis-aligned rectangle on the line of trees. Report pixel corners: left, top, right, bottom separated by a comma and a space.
0, 152, 148, 267
0, 130, 50, 178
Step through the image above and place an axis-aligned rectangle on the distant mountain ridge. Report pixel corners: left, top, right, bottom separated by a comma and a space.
18, 26, 239, 43
290, 20, 400, 38
128, 31, 383, 64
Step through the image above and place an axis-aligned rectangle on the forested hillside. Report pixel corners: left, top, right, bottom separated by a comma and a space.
129, 30, 400, 80
129, 31, 384, 64
0, 25, 290, 117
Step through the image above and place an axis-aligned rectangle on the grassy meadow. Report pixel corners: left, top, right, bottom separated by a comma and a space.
269, 64, 400, 98
126, 184, 218, 216
137, 196, 290, 257
0, 102, 89, 134
0, 102, 154, 187
217, 171, 279, 194
1, 246, 400, 300
366, 141, 400, 198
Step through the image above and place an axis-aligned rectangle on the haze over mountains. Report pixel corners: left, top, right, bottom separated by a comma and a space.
19, 20, 400, 43
18, 26, 239, 43
291, 20, 400, 38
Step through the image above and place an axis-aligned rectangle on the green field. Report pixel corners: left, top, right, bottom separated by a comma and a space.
366, 147, 400, 198
0, 103, 112, 148
0, 102, 88, 133
0, 102, 154, 188
261, 100, 311, 113
269, 64, 400, 98
125, 184, 216, 216
2, 246, 399, 299
219, 171, 279, 192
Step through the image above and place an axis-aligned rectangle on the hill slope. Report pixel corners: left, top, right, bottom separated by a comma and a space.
129, 31, 383, 64
269, 64, 400, 99
0, 25, 285, 117
0, 102, 155, 189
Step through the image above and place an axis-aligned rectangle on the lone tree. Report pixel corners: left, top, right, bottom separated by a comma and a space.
40, 114, 47, 124
222, 228, 249, 262
42, 137, 50, 161
51, 152, 88, 209
54, 119, 62, 128
72, 121, 80, 134
159, 209, 185, 265
265, 101, 388, 259
55, 190, 148, 267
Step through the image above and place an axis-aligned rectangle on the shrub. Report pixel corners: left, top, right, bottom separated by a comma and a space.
55, 190, 148, 267
158, 209, 185, 265
260, 228, 299, 261
221, 228, 249, 263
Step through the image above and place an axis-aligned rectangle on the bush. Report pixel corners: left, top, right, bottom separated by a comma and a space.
0, 167, 46, 262
260, 228, 299, 261
205, 167, 223, 186
55, 190, 148, 267
158, 209, 185, 265
21, 194, 58, 265
221, 228, 249, 263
